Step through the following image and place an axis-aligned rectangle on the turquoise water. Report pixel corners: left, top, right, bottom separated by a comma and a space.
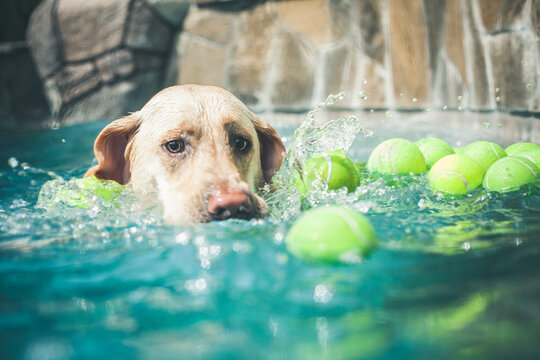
1, 110, 540, 359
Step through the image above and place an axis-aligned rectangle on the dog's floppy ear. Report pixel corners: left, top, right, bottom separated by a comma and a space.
84, 113, 141, 184
250, 113, 286, 184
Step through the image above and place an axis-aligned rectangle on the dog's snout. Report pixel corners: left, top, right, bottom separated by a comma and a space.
207, 189, 253, 220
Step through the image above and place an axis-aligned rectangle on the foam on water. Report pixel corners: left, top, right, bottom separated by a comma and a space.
1, 106, 540, 359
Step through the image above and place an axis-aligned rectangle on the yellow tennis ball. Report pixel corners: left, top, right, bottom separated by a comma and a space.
415, 137, 455, 169
515, 148, 540, 168
462, 141, 506, 175
483, 156, 540, 192
505, 142, 540, 156
428, 154, 483, 195
285, 206, 378, 263
300, 150, 360, 193
367, 138, 426, 174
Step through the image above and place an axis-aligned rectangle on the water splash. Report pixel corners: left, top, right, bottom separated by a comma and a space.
265, 93, 373, 219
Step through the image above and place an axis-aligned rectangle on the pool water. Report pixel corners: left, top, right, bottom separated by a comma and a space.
1, 107, 540, 359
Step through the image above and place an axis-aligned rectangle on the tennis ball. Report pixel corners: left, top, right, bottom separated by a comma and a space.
367, 138, 426, 174
516, 148, 540, 168
285, 206, 377, 263
462, 141, 506, 175
415, 137, 455, 169
300, 150, 360, 193
483, 156, 540, 192
428, 154, 483, 195
454, 147, 466, 154
37, 176, 125, 209
505, 142, 540, 156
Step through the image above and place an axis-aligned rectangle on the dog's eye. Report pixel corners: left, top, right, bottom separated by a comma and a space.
165, 140, 185, 154
234, 137, 250, 152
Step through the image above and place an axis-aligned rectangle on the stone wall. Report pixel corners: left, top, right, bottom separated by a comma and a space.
6, 0, 540, 124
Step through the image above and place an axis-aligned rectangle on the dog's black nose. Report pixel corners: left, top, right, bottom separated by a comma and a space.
207, 189, 254, 220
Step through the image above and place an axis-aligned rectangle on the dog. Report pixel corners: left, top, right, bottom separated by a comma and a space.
84, 85, 286, 225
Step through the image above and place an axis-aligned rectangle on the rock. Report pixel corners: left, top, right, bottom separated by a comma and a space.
462, 1, 493, 110
125, 0, 172, 52
0, 42, 50, 127
182, 6, 235, 44
57, 0, 129, 62
26, 0, 61, 78
444, 0, 467, 87
53, 62, 100, 104
144, 0, 190, 28
269, 28, 316, 109
489, 31, 537, 110
227, 3, 277, 105
478, 0, 529, 33
277, 0, 332, 47
96, 50, 135, 83
60, 71, 162, 124
424, 0, 446, 77
175, 34, 227, 86
388, 0, 431, 107
323, 43, 352, 97
355, 0, 385, 64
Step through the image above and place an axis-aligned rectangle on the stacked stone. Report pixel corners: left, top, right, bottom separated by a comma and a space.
27, 0, 189, 123
19, 0, 540, 124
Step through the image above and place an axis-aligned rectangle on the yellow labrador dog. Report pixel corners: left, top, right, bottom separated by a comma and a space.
85, 85, 285, 225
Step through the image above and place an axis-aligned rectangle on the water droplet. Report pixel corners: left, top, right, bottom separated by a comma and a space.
175, 232, 190, 245
458, 105, 466, 111
457, 95, 463, 101
399, 93, 404, 97
496, 96, 501, 103
442, 105, 448, 110
362, 79, 367, 85
412, 97, 418, 103
8, 157, 18, 168
358, 91, 368, 100
314, 284, 333, 303
527, 83, 532, 89
495, 88, 500, 93
483, 122, 491, 129
385, 110, 392, 118
462, 242, 471, 251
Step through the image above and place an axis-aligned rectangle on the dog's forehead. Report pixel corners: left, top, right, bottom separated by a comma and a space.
139, 86, 255, 135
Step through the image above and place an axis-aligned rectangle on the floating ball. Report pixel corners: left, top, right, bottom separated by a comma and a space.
286, 206, 377, 263
462, 141, 506, 175
428, 154, 483, 195
505, 142, 540, 156
367, 138, 426, 174
483, 156, 540, 192
299, 150, 360, 193
415, 137, 455, 169
516, 148, 540, 168
37, 176, 125, 209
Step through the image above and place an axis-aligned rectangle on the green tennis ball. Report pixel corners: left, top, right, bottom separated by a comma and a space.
415, 137, 455, 169
462, 141, 506, 175
454, 147, 466, 154
300, 150, 360, 193
428, 154, 483, 195
483, 156, 540, 192
286, 206, 378, 263
516, 148, 540, 168
37, 176, 125, 209
367, 138, 426, 174
505, 142, 540, 156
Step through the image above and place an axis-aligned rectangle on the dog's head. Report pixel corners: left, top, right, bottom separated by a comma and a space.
85, 85, 285, 225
